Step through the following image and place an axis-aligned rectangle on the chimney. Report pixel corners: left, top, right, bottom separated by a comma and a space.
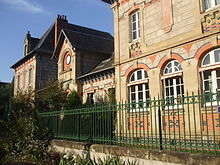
54, 15, 68, 48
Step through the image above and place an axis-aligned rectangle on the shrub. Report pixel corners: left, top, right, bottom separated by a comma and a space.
0, 92, 49, 164
65, 90, 81, 110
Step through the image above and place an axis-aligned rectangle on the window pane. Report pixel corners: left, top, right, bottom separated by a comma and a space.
131, 93, 136, 102
202, 54, 210, 65
214, 49, 220, 62
133, 32, 137, 40
216, 70, 220, 78
204, 0, 212, 9
216, 0, 220, 5
137, 70, 142, 80
138, 84, 143, 91
203, 70, 212, 80
132, 23, 137, 31
131, 74, 135, 81
217, 79, 220, 89
132, 14, 136, 22
130, 86, 135, 92
170, 87, 174, 95
138, 92, 143, 101
144, 71, 147, 78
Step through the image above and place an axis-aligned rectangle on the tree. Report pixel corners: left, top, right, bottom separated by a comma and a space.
65, 90, 81, 109
35, 81, 68, 112
0, 83, 12, 119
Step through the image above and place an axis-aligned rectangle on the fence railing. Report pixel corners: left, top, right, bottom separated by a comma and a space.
39, 92, 220, 154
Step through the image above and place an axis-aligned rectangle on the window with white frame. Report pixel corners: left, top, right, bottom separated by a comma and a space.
203, 0, 220, 10
200, 48, 220, 101
128, 69, 150, 109
130, 11, 140, 41
162, 60, 184, 105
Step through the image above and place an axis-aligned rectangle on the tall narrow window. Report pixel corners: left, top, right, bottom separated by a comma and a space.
203, 0, 220, 10
29, 68, 32, 85
17, 75, 20, 90
130, 11, 140, 41
162, 60, 184, 105
200, 48, 220, 102
128, 69, 150, 110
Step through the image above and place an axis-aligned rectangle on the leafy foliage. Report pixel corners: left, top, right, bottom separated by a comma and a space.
0, 93, 49, 164
0, 83, 12, 119
58, 153, 138, 165
65, 90, 81, 109
35, 81, 68, 112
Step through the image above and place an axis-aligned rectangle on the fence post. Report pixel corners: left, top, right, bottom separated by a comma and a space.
158, 99, 163, 150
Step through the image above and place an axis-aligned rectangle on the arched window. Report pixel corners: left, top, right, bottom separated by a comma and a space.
63, 52, 71, 71
128, 69, 150, 106
162, 60, 184, 104
200, 48, 220, 97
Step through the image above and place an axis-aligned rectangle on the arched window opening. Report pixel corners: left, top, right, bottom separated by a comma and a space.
200, 48, 220, 102
128, 69, 150, 110
162, 60, 184, 105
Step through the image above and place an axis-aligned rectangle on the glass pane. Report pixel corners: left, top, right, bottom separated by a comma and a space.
177, 86, 181, 95
145, 83, 149, 89
216, 70, 220, 78
204, 81, 212, 91
170, 79, 173, 86
165, 88, 169, 96
214, 49, 220, 62
216, 0, 220, 5
138, 84, 143, 91
146, 91, 150, 99
131, 93, 136, 101
138, 92, 143, 101
133, 32, 137, 40
137, 70, 142, 80
176, 77, 180, 85
165, 79, 169, 86
130, 86, 135, 92
203, 70, 212, 79
131, 74, 135, 82
202, 54, 210, 65
217, 79, 220, 89
132, 14, 136, 22
144, 71, 147, 78
132, 23, 136, 31
204, 0, 211, 9
170, 87, 174, 95
174, 61, 179, 67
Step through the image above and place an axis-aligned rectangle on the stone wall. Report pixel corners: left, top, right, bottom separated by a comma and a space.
14, 56, 36, 95
50, 139, 220, 165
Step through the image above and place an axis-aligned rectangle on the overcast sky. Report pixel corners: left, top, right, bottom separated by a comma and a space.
0, 0, 113, 82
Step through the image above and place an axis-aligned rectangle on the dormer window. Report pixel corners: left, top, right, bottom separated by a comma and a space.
203, 0, 220, 10
130, 11, 140, 41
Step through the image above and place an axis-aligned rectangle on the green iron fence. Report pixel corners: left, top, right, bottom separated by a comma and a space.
39, 92, 220, 154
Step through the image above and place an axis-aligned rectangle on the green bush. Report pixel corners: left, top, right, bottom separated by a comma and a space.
65, 90, 81, 110
0, 93, 49, 164
35, 81, 68, 112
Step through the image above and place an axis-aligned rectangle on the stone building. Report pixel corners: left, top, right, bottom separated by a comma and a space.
11, 15, 114, 103
102, 0, 220, 141
52, 18, 114, 103
102, 0, 220, 104
11, 24, 57, 95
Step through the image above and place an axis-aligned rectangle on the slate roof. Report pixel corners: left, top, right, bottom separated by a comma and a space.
11, 20, 113, 69
53, 24, 114, 58
77, 55, 114, 79
11, 25, 55, 69
64, 28, 113, 54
